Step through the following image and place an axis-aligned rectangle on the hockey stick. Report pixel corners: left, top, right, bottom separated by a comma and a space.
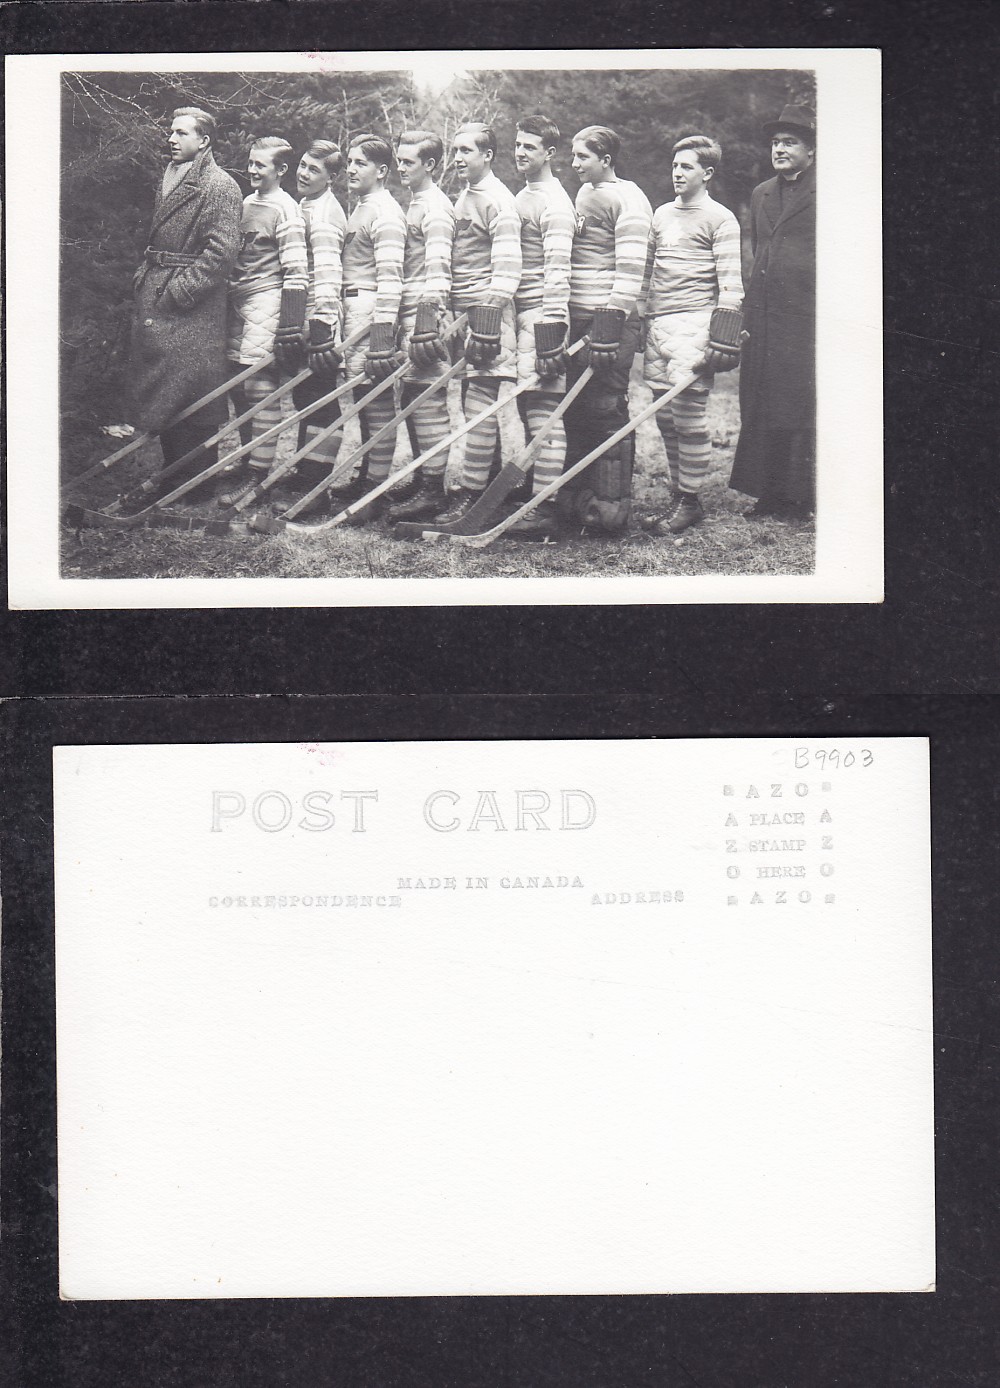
256, 367, 465, 533
113, 320, 375, 513
252, 314, 470, 533
63, 368, 347, 532
64, 331, 372, 531
288, 377, 540, 535
60, 354, 278, 496
455, 372, 703, 548
393, 340, 591, 539
224, 316, 469, 530
123, 331, 458, 536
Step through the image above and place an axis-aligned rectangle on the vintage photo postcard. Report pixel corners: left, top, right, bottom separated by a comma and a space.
7, 48, 881, 609
55, 737, 932, 1298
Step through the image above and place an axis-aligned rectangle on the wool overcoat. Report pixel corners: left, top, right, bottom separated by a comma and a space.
730, 163, 816, 500
129, 146, 242, 432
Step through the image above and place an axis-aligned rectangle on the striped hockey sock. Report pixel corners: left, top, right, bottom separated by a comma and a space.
524, 391, 566, 496
299, 422, 340, 471
403, 384, 449, 478
461, 379, 501, 490
655, 411, 680, 493
672, 385, 712, 495
245, 371, 282, 471
359, 389, 397, 484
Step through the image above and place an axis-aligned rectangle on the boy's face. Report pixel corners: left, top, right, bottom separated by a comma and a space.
167, 115, 206, 164
451, 134, 490, 185
396, 144, 433, 191
514, 130, 552, 182
570, 140, 609, 185
248, 148, 285, 194
296, 153, 329, 199
346, 148, 386, 197
672, 149, 712, 201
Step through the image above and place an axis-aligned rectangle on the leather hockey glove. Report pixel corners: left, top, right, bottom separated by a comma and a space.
273, 286, 308, 370
465, 303, 503, 367
365, 321, 402, 382
533, 320, 569, 380
702, 305, 744, 373
584, 307, 626, 372
409, 302, 448, 369
306, 318, 342, 380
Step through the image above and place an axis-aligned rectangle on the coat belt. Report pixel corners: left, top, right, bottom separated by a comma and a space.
144, 248, 198, 268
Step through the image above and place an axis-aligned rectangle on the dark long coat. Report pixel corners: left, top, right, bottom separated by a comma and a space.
129, 146, 242, 432
730, 163, 816, 502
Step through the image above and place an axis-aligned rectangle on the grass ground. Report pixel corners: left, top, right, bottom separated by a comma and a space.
60, 366, 814, 582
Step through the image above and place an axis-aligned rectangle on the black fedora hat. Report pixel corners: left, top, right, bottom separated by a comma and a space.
761, 104, 816, 140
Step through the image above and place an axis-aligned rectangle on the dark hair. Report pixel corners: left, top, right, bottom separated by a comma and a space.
250, 135, 294, 171
397, 129, 444, 169
172, 106, 216, 143
454, 122, 497, 159
672, 134, 722, 171
348, 132, 393, 170
573, 125, 621, 167
305, 139, 344, 178
516, 114, 560, 151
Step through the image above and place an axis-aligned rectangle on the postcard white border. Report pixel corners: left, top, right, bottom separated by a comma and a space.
6, 48, 882, 609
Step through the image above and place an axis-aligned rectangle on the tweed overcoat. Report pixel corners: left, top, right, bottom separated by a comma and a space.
129, 146, 242, 432
730, 163, 816, 498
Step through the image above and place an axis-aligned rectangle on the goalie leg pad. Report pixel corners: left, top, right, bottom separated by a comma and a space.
558, 432, 635, 532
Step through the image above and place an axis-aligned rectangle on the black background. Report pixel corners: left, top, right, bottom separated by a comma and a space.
2, 0, 998, 1384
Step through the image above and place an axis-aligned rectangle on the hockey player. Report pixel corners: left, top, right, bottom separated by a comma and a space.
220, 137, 308, 501
279, 139, 350, 516
323, 133, 407, 522
641, 134, 744, 534
562, 125, 652, 532
505, 113, 577, 538
432, 122, 522, 526
386, 129, 457, 523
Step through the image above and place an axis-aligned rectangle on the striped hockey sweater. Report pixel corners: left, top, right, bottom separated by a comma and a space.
644, 193, 744, 316
569, 177, 653, 315
229, 188, 308, 299
401, 182, 456, 312
342, 187, 407, 324
300, 187, 347, 325
451, 171, 522, 310
515, 176, 576, 321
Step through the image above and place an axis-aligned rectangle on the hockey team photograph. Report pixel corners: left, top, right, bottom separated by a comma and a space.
54, 58, 821, 587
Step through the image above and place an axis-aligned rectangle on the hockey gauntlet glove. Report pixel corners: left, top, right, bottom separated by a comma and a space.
273, 286, 308, 370
702, 306, 744, 373
465, 303, 503, 367
533, 320, 569, 380
306, 319, 342, 381
409, 302, 448, 369
365, 321, 402, 382
584, 307, 626, 372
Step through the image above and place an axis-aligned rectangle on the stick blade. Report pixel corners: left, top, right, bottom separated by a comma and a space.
439, 464, 529, 535
65, 506, 144, 531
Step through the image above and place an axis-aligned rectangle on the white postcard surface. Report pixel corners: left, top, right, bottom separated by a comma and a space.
55, 738, 932, 1298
